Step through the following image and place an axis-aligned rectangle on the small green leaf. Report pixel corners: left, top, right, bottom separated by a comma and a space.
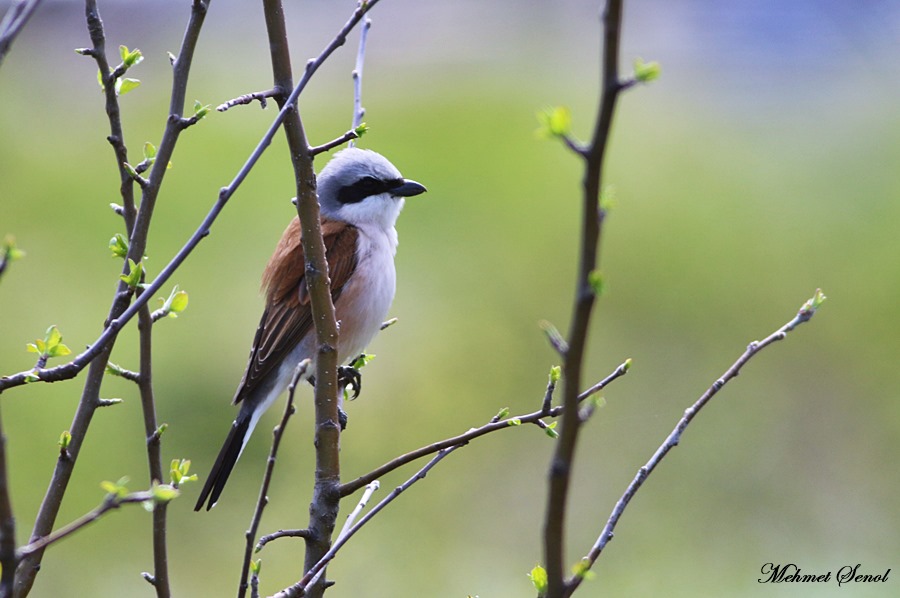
27, 326, 70, 359
544, 421, 559, 439
120, 46, 143, 68
529, 565, 548, 595
809, 288, 827, 309
354, 122, 369, 137
101, 476, 130, 498
250, 559, 262, 575
507, 418, 522, 427
170, 458, 197, 486
155, 423, 168, 437
495, 406, 510, 420
351, 353, 375, 370
120, 259, 143, 288
143, 141, 157, 161
193, 100, 211, 120
109, 233, 129, 259
118, 78, 141, 95
623, 358, 632, 372
633, 57, 661, 83
150, 481, 180, 504
58, 430, 71, 450
536, 106, 572, 139
169, 290, 189, 314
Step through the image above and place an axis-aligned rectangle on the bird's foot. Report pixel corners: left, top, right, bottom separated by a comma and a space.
338, 365, 362, 400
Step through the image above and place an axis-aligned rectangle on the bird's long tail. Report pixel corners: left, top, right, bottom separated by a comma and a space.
194, 410, 253, 511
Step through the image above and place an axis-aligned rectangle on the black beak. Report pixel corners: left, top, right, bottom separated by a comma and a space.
392, 179, 427, 197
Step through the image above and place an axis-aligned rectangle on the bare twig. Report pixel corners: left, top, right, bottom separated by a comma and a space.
308, 129, 360, 157
348, 17, 371, 148
565, 291, 826, 595
237, 360, 310, 598
256, 528, 311, 552
0, 0, 43, 69
217, 87, 279, 112
543, 1, 626, 594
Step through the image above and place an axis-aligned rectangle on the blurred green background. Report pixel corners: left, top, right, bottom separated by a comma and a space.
1, 1, 898, 596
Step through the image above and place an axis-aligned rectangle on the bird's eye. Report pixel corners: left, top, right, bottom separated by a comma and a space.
337, 175, 388, 204
358, 176, 380, 191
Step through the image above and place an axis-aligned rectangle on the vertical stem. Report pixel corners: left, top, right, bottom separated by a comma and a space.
261, 1, 341, 596
543, 1, 624, 596
0, 407, 16, 598
137, 307, 170, 598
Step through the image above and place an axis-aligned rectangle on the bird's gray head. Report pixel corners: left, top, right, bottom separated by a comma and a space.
317, 148, 426, 229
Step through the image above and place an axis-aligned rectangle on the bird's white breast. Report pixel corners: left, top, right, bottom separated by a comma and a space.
333, 223, 398, 363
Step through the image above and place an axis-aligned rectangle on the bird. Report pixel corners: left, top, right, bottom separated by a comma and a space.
194, 147, 426, 511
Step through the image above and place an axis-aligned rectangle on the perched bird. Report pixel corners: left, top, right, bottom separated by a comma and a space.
194, 148, 426, 511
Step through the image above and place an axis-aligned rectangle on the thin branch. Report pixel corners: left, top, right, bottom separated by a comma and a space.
0, 0, 43, 69
16, 490, 158, 561
348, 17, 371, 148
565, 291, 826, 595
273, 448, 460, 598
0, 407, 16, 598
308, 129, 360, 157
339, 360, 631, 498
543, 1, 625, 594
217, 87, 279, 112
256, 528, 311, 552
237, 360, 309, 598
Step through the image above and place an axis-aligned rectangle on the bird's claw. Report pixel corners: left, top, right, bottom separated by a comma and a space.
338, 365, 362, 400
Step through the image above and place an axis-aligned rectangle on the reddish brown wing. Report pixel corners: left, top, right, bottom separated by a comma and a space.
232, 217, 359, 404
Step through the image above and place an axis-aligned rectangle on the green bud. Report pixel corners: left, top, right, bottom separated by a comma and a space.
588, 270, 605, 297
529, 565, 548, 594
536, 106, 572, 139
549, 365, 561, 384
58, 430, 71, 450
633, 57, 661, 83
